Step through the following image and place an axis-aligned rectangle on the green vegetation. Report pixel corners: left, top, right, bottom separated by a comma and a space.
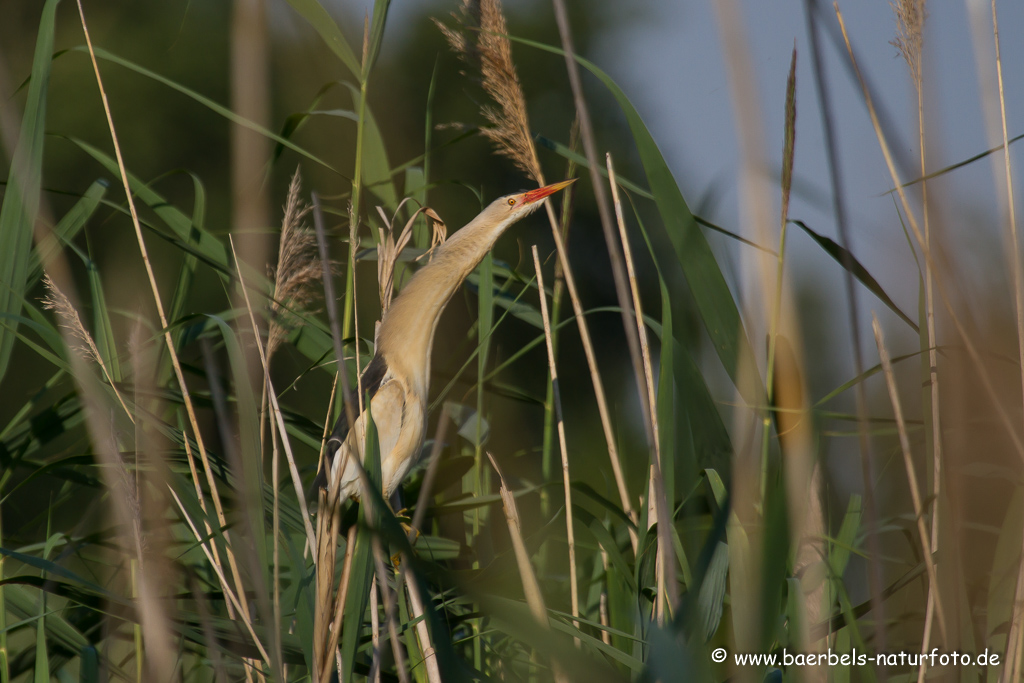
0, 0, 1020, 681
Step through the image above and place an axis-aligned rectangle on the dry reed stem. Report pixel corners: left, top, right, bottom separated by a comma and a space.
487, 452, 569, 683
349, 200, 364, 412
169, 487, 271, 665
436, 1, 637, 543
605, 154, 679, 621
403, 566, 441, 683
396, 412, 448, 683
74, 0, 254, 632
541, 201, 638, 550
892, 3, 943, 671
313, 457, 338, 680
41, 275, 133, 423
833, 5, 1024, 460
371, 537, 410, 683
269, 382, 283, 672
314, 194, 358, 451
199, 340, 270, 683
549, 0, 652, 434
871, 313, 947, 644
531, 245, 579, 638
988, 3, 1024, 678
230, 237, 317, 548
320, 525, 357, 683
370, 581, 381, 683
490, 452, 546, 617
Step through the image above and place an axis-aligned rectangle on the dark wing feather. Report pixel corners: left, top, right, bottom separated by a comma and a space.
312, 353, 390, 492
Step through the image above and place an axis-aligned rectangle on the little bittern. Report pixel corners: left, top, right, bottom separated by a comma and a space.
314, 179, 576, 501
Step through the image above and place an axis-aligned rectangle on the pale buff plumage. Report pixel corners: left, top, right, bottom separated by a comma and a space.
315, 180, 575, 501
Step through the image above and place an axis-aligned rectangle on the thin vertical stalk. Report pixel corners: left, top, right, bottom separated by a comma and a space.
371, 537, 410, 683
75, 0, 253, 632
488, 453, 569, 683
989, 1, 1024, 678
762, 46, 798, 504
343, 17, 373, 343
169, 488, 271, 664
548, 0, 649, 435
871, 313, 947, 644
531, 245, 579, 639
804, 1, 886, 649
409, 407, 450, 540
370, 582, 381, 683
230, 238, 317, 547
542, 198, 638, 550
831, 5, 1024, 459
403, 565, 441, 683
606, 155, 677, 618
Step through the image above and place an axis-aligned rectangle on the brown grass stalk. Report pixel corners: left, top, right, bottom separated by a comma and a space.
230, 237, 317, 547
400, 411, 447, 683
402, 566, 441, 683
487, 452, 568, 683
871, 313, 947, 645
833, 5, 1024, 462
74, 0, 254, 633
321, 525, 357, 683
987, 3, 1024, 678
549, 0, 653, 443
169, 488, 270, 665
987, 0, 1024, 675
436, 1, 637, 543
892, 1, 945, 670
371, 537, 410, 683
605, 154, 678, 620
370, 581, 381, 683
531, 245, 579, 638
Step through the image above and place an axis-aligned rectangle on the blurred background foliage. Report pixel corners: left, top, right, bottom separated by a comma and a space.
3, 0, 1023, 681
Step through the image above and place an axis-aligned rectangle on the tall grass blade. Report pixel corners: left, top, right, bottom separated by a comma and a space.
340, 408, 381, 683
70, 46, 337, 174
29, 179, 107, 285
284, 0, 361, 77
0, 0, 60, 386
791, 219, 918, 332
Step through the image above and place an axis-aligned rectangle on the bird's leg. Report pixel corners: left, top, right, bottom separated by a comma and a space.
388, 489, 420, 566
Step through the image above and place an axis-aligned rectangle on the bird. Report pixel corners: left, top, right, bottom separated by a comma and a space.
314, 178, 576, 503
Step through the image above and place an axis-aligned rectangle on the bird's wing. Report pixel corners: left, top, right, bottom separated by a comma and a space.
312, 353, 390, 493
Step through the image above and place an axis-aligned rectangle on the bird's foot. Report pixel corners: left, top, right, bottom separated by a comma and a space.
390, 509, 420, 566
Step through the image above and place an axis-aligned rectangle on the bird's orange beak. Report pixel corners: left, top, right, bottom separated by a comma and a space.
521, 178, 577, 204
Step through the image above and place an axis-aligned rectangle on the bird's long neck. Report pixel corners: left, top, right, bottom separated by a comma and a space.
375, 210, 514, 398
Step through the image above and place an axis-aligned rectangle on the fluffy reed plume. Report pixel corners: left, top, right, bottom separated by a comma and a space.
435, 0, 542, 180
268, 167, 321, 359
891, 0, 926, 79
41, 274, 132, 420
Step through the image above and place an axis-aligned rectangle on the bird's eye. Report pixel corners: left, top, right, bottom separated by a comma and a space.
507, 198, 516, 206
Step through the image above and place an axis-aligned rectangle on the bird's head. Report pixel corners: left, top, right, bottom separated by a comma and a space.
482, 178, 577, 226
